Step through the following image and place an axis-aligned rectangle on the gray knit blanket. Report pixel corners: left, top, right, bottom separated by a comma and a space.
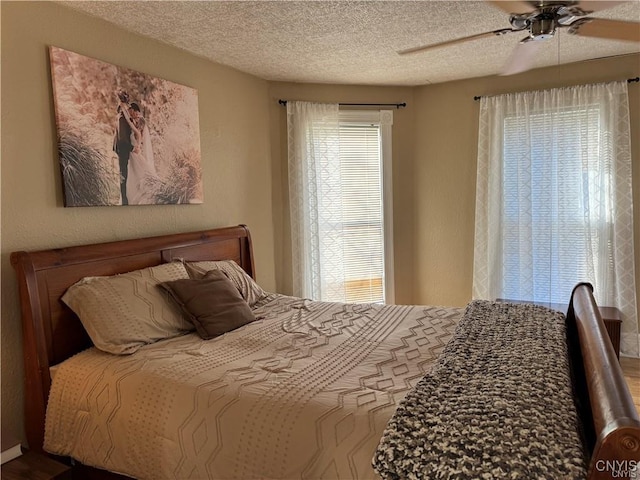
373, 300, 587, 479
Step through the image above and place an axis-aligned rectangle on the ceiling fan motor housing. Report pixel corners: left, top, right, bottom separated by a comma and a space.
531, 13, 557, 39
510, 5, 561, 41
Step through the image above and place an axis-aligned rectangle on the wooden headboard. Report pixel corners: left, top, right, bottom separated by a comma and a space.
10, 226, 640, 480
10, 224, 254, 454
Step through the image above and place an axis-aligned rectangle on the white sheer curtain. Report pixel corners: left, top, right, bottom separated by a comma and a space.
287, 101, 346, 301
473, 81, 638, 357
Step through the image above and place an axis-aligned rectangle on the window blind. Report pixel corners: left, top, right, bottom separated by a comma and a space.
339, 123, 385, 303
501, 105, 607, 303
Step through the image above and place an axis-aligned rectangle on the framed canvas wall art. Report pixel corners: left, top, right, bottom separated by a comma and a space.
50, 46, 203, 206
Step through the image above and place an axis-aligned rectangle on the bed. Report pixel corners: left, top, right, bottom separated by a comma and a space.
10, 225, 640, 479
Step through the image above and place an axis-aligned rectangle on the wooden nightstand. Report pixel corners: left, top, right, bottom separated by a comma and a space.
1, 451, 72, 480
533, 303, 622, 359
599, 306, 622, 359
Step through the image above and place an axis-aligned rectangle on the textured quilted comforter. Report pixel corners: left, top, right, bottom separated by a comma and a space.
44, 294, 463, 479
373, 300, 588, 479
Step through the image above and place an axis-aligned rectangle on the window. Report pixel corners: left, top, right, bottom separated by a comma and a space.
501, 105, 607, 303
472, 82, 637, 356
287, 102, 394, 304
338, 111, 394, 303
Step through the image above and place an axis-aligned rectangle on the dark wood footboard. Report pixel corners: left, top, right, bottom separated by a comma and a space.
567, 283, 640, 479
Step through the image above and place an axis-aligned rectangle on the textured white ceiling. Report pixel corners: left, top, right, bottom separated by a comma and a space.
61, 0, 640, 86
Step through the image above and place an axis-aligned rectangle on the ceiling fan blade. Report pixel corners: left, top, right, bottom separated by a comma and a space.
569, 18, 640, 42
487, 0, 535, 14
573, 1, 628, 13
499, 39, 544, 75
398, 29, 516, 55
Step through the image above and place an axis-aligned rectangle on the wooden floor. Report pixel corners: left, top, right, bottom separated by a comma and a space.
621, 356, 640, 413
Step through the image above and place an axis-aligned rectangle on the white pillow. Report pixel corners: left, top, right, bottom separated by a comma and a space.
62, 262, 192, 355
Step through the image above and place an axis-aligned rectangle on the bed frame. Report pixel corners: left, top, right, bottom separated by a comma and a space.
10, 225, 640, 479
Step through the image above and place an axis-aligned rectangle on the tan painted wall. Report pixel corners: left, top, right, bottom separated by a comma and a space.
412, 54, 640, 309
267, 83, 416, 304
1, 2, 276, 448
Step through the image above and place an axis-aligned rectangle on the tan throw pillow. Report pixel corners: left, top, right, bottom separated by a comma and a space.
62, 262, 193, 355
159, 270, 256, 340
184, 260, 265, 307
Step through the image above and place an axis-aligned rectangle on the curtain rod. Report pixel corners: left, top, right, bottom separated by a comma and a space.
278, 99, 406, 109
473, 77, 640, 101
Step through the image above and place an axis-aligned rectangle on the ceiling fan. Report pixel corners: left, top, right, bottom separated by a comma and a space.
398, 1, 640, 75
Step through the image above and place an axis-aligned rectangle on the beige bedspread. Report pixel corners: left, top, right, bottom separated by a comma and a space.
44, 294, 463, 479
